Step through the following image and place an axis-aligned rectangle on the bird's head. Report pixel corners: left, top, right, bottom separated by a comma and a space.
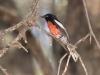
41, 13, 56, 21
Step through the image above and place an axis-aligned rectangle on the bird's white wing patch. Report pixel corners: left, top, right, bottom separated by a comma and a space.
54, 19, 66, 30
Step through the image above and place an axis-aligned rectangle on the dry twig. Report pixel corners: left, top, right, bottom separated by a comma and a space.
82, 0, 100, 49
62, 54, 71, 75
79, 55, 88, 75
57, 53, 68, 75
0, 65, 9, 75
75, 33, 90, 46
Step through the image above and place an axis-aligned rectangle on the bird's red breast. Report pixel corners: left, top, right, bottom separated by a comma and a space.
47, 21, 61, 37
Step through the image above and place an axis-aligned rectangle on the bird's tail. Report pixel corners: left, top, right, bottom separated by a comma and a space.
63, 44, 79, 62
70, 50, 78, 62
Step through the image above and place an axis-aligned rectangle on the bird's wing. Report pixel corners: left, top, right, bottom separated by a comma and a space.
53, 19, 70, 42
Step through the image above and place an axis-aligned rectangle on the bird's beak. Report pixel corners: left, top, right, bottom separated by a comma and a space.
40, 16, 45, 18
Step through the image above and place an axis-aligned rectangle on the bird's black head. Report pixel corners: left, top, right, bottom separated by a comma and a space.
41, 13, 57, 21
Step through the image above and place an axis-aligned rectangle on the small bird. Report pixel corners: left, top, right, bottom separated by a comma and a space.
41, 13, 70, 43
41, 13, 78, 61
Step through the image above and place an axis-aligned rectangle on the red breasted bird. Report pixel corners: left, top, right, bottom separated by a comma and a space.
41, 13, 70, 43
41, 13, 78, 61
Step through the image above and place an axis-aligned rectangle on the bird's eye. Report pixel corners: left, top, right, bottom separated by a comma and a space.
46, 15, 48, 17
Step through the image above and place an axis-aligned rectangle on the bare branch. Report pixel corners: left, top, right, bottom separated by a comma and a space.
75, 33, 90, 46
57, 53, 68, 75
62, 54, 71, 75
82, 0, 100, 50
0, 48, 8, 58
79, 55, 88, 75
0, 65, 9, 75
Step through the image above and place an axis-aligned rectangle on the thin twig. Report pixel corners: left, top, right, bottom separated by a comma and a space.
79, 55, 88, 75
82, 0, 100, 50
57, 53, 68, 75
0, 48, 8, 58
0, 65, 9, 75
75, 33, 90, 46
89, 34, 92, 44
62, 54, 71, 75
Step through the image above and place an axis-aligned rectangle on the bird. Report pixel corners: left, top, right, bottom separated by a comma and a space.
41, 13, 70, 44
41, 13, 78, 61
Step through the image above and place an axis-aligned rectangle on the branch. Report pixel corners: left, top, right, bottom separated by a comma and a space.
0, 65, 9, 75
82, 0, 100, 50
0, 0, 39, 58
75, 33, 90, 46
79, 55, 88, 75
57, 53, 68, 75
62, 54, 71, 75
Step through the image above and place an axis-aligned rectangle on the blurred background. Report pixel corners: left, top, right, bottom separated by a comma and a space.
0, 0, 100, 75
